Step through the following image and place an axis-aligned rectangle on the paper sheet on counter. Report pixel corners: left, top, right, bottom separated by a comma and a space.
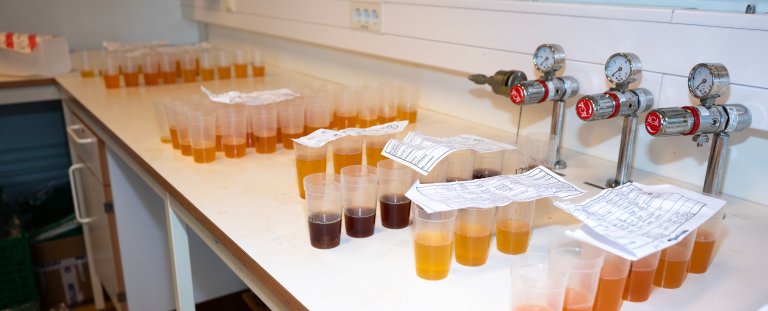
201, 86, 300, 105
554, 182, 727, 261
405, 166, 585, 213
293, 121, 409, 147
382, 132, 514, 175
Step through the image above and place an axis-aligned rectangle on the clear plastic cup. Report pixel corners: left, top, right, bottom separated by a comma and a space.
412, 205, 457, 280
502, 149, 530, 175
160, 52, 178, 84
495, 201, 535, 255
103, 54, 121, 89
334, 87, 358, 130
446, 150, 474, 182
419, 160, 447, 184
217, 105, 248, 158
251, 48, 265, 76
340, 165, 378, 238
365, 133, 395, 167
278, 98, 306, 150
153, 98, 172, 144
165, 100, 182, 149
215, 50, 232, 80
233, 48, 249, 78
377, 159, 413, 229
122, 54, 140, 87
593, 252, 631, 311
305, 91, 332, 134
622, 251, 661, 302
187, 109, 217, 164
304, 173, 342, 249
510, 252, 569, 311
174, 103, 193, 156
473, 150, 504, 179
142, 53, 161, 86
548, 238, 606, 311
295, 143, 328, 199
77, 50, 95, 78
454, 207, 495, 267
653, 230, 697, 289
249, 104, 278, 154
378, 83, 398, 124
180, 52, 197, 83
397, 83, 420, 123
521, 132, 557, 169
356, 84, 380, 128
688, 209, 724, 274
333, 135, 364, 174
198, 50, 215, 81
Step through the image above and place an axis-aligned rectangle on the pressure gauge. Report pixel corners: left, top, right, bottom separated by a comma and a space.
688, 63, 729, 99
533, 44, 565, 73
604, 53, 642, 85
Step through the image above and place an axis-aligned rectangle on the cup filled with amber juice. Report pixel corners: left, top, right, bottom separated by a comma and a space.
412, 205, 457, 281
295, 143, 328, 199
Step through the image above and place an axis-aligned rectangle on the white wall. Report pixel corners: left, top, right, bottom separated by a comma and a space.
0, 0, 200, 50
194, 1, 766, 204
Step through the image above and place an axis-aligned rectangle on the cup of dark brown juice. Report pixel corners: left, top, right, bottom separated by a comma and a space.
340, 165, 378, 238
304, 173, 342, 249
377, 160, 413, 229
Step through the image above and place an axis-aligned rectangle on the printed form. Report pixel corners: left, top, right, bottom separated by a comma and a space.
382, 132, 514, 175
405, 166, 585, 213
292, 121, 409, 148
554, 183, 727, 260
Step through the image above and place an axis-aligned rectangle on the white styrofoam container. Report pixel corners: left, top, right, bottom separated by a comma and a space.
0, 36, 71, 77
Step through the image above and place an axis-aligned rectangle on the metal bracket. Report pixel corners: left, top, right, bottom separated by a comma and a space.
104, 202, 114, 214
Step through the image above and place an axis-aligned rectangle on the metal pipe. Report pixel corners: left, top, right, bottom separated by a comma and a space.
703, 132, 729, 195
608, 114, 638, 187
551, 100, 567, 169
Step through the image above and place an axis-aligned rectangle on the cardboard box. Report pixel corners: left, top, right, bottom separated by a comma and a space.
30, 235, 93, 310
0, 36, 71, 77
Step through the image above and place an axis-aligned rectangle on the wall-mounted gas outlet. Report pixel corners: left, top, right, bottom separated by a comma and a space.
350, 1, 382, 32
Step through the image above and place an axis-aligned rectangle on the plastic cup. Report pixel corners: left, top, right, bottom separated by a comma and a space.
121, 54, 140, 87
249, 104, 278, 154
653, 230, 697, 289
153, 99, 172, 144
510, 252, 569, 311
160, 52, 178, 84
305, 91, 332, 134
502, 149, 529, 175
454, 207, 494, 266
278, 98, 306, 150
334, 87, 358, 130
397, 83, 420, 123
295, 143, 328, 199
304, 173, 342, 249
77, 50, 95, 78
446, 150, 474, 182
187, 109, 217, 164
198, 50, 215, 81
251, 48, 265, 76
378, 83, 398, 124
340, 165, 378, 238
217, 105, 248, 158
142, 54, 161, 86
689, 209, 724, 274
180, 52, 197, 83
622, 251, 661, 302
412, 205, 457, 280
356, 84, 380, 128
548, 238, 606, 311
495, 201, 535, 255
473, 150, 504, 179
215, 50, 232, 80
377, 160, 413, 229
103, 54, 121, 89
165, 100, 182, 149
419, 160, 447, 184
593, 252, 631, 311
521, 132, 557, 169
233, 48, 249, 78
365, 133, 395, 167
174, 103, 193, 156
333, 135, 364, 174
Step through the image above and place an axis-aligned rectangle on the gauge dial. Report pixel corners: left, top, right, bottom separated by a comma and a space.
688, 63, 729, 99
533, 44, 565, 73
604, 53, 642, 85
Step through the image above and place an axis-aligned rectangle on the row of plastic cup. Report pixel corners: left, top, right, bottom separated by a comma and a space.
74, 47, 265, 88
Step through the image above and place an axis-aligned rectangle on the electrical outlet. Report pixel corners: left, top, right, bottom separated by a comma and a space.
350, 1, 382, 32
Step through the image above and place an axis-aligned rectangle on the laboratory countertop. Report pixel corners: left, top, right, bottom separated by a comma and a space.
0, 74, 56, 89
55, 70, 768, 311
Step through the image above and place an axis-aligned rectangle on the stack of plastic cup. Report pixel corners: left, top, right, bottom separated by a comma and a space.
304, 173, 342, 249
340, 165, 378, 238
548, 238, 606, 311
412, 205, 457, 280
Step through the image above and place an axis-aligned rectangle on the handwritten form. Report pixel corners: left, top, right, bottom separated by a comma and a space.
554, 183, 727, 261
292, 121, 409, 148
382, 132, 515, 175
405, 166, 585, 213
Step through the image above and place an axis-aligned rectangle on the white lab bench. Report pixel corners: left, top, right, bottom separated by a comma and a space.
54, 68, 768, 311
